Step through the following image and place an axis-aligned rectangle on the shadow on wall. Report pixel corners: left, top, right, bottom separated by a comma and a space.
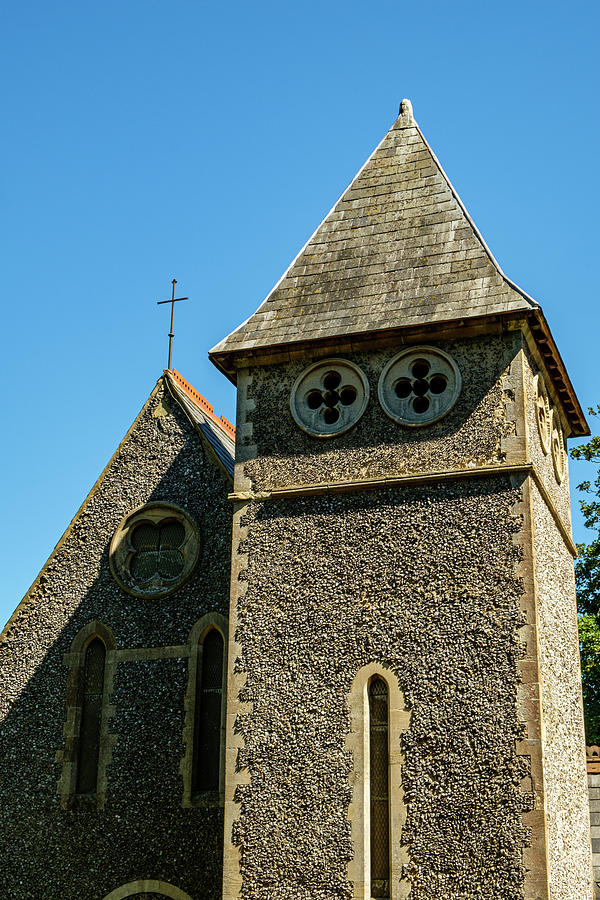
0, 446, 231, 900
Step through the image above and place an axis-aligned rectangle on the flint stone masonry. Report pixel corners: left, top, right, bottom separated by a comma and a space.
531, 483, 592, 898
242, 334, 521, 493
0, 380, 232, 899
230, 480, 528, 899
2, 101, 594, 900
223, 304, 591, 897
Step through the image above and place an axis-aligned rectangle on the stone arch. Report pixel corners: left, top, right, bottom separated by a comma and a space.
181, 611, 228, 806
346, 662, 411, 900
69, 619, 117, 654
102, 881, 193, 900
57, 621, 117, 809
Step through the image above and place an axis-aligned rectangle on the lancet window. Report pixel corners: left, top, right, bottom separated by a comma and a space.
76, 637, 106, 794
369, 676, 390, 899
181, 613, 228, 806
346, 664, 411, 900
192, 627, 225, 794
58, 621, 116, 810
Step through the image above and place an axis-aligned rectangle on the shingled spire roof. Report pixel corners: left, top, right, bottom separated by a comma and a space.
210, 101, 587, 435
211, 100, 536, 360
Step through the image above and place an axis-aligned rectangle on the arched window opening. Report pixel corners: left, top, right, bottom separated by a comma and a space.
76, 637, 106, 795
369, 676, 390, 900
192, 628, 224, 794
102, 882, 194, 900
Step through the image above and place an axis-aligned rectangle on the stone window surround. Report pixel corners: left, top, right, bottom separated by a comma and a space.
346, 663, 411, 900
102, 881, 193, 899
180, 612, 229, 807
109, 501, 201, 600
550, 408, 566, 485
290, 358, 370, 438
377, 345, 461, 427
58, 615, 229, 812
57, 621, 117, 810
534, 373, 551, 455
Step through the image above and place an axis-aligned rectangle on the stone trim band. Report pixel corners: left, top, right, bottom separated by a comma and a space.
229, 462, 576, 557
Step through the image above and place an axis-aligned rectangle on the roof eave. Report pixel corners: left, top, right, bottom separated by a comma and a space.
209, 309, 589, 437
526, 307, 589, 436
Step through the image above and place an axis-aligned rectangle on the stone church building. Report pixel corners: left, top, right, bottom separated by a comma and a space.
0, 101, 594, 899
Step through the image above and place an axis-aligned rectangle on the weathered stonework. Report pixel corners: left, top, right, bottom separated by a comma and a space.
522, 345, 572, 527
221, 318, 591, 899
530, 482, 592, 897
2, 101, 593, 900
0, 379, 233, 899
225, 478, 529, 899
242, 334, 522, 493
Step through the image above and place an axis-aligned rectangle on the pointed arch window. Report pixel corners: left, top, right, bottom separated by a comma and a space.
369, 676, 390, 899
181, 613, 228, 806
192, 628, 224, 794
346, 664, 411, 900
58, 621, 116, 810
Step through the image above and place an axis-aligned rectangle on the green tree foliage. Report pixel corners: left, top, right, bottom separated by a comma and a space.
571, 408, 600, 743
579, 615, 600, 744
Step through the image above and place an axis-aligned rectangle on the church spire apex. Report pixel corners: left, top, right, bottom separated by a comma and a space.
397, 97, 414, 124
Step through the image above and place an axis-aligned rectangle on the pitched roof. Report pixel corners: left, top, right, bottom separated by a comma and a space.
210, 99, 536, 365
166, 369, 235, 477
1, 373, 235, 641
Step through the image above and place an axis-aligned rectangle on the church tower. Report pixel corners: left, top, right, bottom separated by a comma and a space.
210, 101, 593, 899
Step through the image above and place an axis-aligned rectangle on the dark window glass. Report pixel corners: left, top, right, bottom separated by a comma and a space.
129, 895, 165, 899
130, 519, 185, 582
76, 638, 106, 794
369, 677, 390, 899
192, 629, 224, 794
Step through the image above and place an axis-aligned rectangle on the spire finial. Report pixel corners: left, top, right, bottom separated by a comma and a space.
397, 98, 414, 125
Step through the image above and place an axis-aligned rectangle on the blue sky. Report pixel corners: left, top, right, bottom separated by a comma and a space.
2, 0, 599, 628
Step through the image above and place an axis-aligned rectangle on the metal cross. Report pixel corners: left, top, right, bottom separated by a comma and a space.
157, 279, 189, 371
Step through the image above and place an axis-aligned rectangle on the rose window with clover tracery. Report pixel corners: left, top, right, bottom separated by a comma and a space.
129, 519, 186, 582
378, 346, 461, 427
109, 502, 200, 599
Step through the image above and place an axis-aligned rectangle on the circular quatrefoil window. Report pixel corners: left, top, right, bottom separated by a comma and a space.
290, 359, 369, 437
110, 502, 200, 598
378, 346, 461, 427
550, 409, 566, 484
